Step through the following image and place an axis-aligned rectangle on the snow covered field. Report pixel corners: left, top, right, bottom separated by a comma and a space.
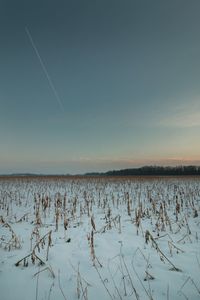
0, 176, 200, 300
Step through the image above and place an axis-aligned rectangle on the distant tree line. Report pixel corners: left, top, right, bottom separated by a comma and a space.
86, 166, 200, 176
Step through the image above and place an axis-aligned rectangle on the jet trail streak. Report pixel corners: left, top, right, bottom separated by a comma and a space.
25, 27, 64, 112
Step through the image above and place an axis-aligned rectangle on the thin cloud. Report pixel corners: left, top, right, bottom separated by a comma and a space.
159, 99, 200, 128
38, 156, 200, 167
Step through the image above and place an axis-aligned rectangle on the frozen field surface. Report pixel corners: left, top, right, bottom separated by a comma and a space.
0, 176, 200, 300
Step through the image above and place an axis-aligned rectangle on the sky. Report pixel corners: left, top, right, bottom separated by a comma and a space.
1, 0, 200, 174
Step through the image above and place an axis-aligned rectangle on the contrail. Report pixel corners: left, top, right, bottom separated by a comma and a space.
25, 26, 64, 112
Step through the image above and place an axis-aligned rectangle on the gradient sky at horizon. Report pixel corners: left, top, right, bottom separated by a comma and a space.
1, 0, 200, 174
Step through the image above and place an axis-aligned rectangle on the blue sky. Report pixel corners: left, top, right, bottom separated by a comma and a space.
1, 0, 200, 174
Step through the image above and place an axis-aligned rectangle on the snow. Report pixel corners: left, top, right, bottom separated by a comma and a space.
0, 176, 200, 300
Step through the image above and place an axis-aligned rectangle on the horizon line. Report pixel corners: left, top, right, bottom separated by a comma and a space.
1, 164, 200, 176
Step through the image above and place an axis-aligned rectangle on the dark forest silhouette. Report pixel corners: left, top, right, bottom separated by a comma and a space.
86, 166, 200, 176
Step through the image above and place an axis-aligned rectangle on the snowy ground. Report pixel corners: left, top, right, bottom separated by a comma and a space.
0, 176, 200, 300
